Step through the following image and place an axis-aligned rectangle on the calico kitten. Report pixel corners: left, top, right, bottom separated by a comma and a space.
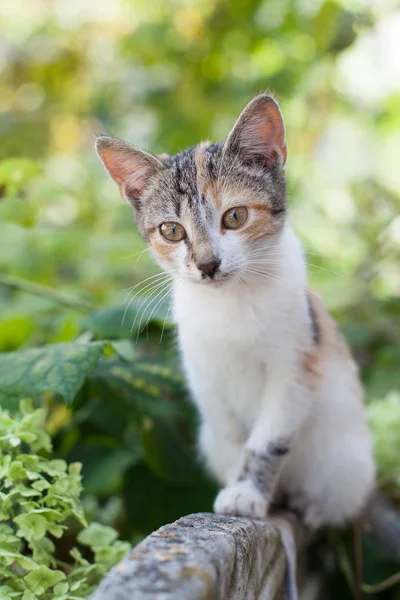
96, 94, 375, 529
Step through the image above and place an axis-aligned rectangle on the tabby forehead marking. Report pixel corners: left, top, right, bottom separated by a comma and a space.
194, 142, 223, 210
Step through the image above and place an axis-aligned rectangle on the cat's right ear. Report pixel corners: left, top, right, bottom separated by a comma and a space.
95, 136, 164, 207
223, 94, 287, 169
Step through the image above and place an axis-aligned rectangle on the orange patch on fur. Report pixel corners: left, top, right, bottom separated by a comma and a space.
301, 292, 325, 387
302, 349, 323, 387
301, 290, 360, 390
194, 142, 211, 175
150, 233, 176, 263
215, 183, 282, 239
195, 142, 224, 209
245, 205, 277, 241
205, 180, 222, 209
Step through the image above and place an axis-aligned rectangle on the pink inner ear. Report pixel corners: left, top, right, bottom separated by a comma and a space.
225, 96, 287, 166
98, 143, 161, 199
242, 103, 287, 165
100, 147, 147, 187
123, 166, 153, 199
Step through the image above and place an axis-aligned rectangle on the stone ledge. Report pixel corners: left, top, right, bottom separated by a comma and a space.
90, 512, 303, 600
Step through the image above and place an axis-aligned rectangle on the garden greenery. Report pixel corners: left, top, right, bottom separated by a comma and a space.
0, 0, 399, 597
0, 400, 130, 600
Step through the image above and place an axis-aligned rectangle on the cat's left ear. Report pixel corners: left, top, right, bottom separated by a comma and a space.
223, 94, 287, 168
95, 135, 164, 206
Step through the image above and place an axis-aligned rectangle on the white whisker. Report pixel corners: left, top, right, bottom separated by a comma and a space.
121, 274, 172, 326
142, 285, 173, 339
123, 271, 169, 295
159, 301, 173, 344
121, 247, 151, 262
130, 278, 172, 334
137, 286, 172, 341
306, 263, 342, 276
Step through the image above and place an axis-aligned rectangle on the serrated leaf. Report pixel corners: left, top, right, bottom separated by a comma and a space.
24, 566, 65, 595
0, 550, 38, 571
77, 523, 118, 548
13, 514, 47, 542
39, 459, 67, 477
0, 341, 108, 407
31, 479, 49, 491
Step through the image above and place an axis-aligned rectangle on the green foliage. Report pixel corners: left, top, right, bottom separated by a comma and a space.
368, 392, 400, 494
0, 401, 130, 600
0, 0, 399, 597
0, 342, 108, 409
0, 306, 216, 597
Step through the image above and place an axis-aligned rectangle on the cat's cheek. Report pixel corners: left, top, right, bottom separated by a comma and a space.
148, 235, 185, 275
219, 232, 247, 275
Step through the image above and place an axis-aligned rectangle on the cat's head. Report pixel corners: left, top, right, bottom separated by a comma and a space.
96, 94, 287, 286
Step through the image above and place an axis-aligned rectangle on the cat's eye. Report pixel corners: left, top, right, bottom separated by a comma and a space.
160, 222, 186, 242
222, 206, 248, 230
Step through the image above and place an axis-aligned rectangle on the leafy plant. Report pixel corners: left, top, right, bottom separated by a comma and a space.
0, 400, 130, 600
0, 341, 108, 410
0, 0, 399, 597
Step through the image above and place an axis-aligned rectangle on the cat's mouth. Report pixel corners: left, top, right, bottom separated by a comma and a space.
199, 272, 233, 286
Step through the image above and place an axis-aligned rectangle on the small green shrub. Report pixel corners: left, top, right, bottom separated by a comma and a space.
0, 401, 130, 600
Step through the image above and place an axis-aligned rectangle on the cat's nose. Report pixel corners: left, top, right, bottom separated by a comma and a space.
198, 260, 221, 278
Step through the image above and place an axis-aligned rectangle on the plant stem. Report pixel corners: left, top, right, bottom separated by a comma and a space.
362, 571, 400, 594
0, 273, 94, 314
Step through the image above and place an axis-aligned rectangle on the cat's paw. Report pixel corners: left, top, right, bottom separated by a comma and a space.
213, 481, 268, 519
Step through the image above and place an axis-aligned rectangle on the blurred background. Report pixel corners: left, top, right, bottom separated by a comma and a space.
0, 0, 399, 597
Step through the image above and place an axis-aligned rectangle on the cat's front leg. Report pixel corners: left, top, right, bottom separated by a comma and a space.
198, 422, 244, 485
213, 444, 289, 519
214, 370, 311, 519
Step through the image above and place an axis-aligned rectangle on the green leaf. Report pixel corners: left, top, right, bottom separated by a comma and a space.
39, 459, 67, 477
77, 523, 118, 548
53, 582, 69, 595
0, 586, 17, 600
90, 357, 185, 420
0, 341, 108, 407
93, 540, 130, 567
21, 592, 37, 600
24, 566, 65, 595
13, 514, 47, 542
0, 550, 38, 571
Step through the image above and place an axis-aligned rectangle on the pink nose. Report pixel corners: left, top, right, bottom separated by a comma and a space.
197, 260, 221, 278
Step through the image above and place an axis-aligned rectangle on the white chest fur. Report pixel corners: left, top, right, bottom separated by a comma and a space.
173, 225, 308, 431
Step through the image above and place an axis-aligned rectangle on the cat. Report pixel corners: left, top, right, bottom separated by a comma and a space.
96, 94, 375, 530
